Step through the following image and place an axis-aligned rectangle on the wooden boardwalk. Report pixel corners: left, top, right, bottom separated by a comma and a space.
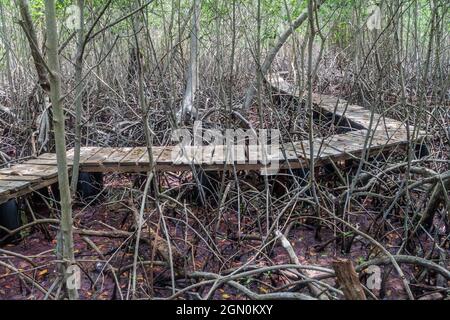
0, 78, 426, 204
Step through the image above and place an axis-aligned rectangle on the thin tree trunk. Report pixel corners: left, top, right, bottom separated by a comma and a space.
177, 0, 200, 123
70, 0, 85, 194
44, 0, 78, 300
0, 1, 13, 91
306, 0, 316, 180
242, 0, 325, 110
17, 0, 50, 92
228, 0, 236, 112
332, 259, 366, 300
69, 0, 113, 193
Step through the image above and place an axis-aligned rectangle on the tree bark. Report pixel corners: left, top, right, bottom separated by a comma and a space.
242, 0, 325, 110
177, 0, 200, 123
17, 0, 50, 92
0, 1, 13, 90
70, 0, 85, 194
333, 259, 367, 300
44, 0, 78, 300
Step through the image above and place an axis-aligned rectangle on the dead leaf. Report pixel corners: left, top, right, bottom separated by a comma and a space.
38, 269, 48, 277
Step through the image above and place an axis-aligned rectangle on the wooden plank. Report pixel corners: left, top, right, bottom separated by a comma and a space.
258, 144, 281, 164
245, 145, 257, 165
208, 144, 247, 165
278, 145, 303, 162
312, 93, 344, 106
138, 146, 174, 165
319, 103, 366, 116
212, 145, 226, 164
225, 144, 246, 164
201, 145, 216, 164
0, 164, 58, 179
0, 180, 30, 191
36, 153, 57, 160
0, 186, 11, 195
377, 121, 406, 132
323, 132, 369, 154
288, 130, 388, 161
283, 141, 309, 159
170, 145, 201, 165
119, 147, 147, 165
155, 146, 176, 164
286, 140, 337, 160
0, 176, 59, 205
0, 174, 42, 182
103, 147, 133, 164
371, 129, 408, 145
67, 147, 103, 162
0, 180, 32, 201
23, 158, 59, 166
83, 147, 116, 165
314, 146, 344, 158
27, 148, 107, 166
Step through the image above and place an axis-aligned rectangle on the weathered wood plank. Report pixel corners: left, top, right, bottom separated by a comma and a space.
23, 158, 59, 166
36, 153, 57, 160
0, 180, 32, 200
83, 147, 116, 165
0, 180, 31, 191
67, 147, 103, 162
170, 145, 203, 165
103, 147, 134, 164
0, 176, 59, 205
138, 146, 174, 165
119, 147, 147, 165
209, 145, 247, 165
0, 164, 58, 179
0, 186, 10, 195
201, 145, 216, 164
0, 174, 42, 182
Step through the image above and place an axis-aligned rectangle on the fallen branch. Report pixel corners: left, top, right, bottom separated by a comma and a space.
332, 259, 366, 300
275, 230, 330, 299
